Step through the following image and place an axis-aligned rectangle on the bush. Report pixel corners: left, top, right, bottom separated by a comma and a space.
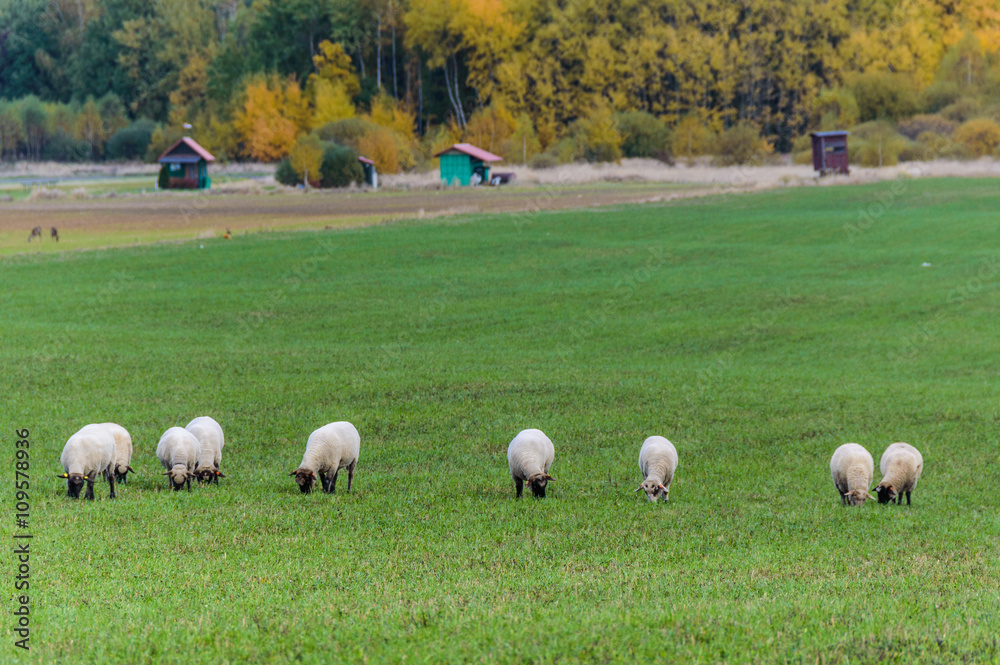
953, 118, 1000, 157
157, 165, 169, 189
319, 143, 364, 188
851, 72, 918, 122
915, 131, 952, 158
573, 106, 622, 163
919, 81, 962, 113
812, 87, 859, 129
940, 98, 982, 123
671, 115, 716, 157
357, 128, 400, 173
315, 117, 378, 151
897, 114, 956, 139
713, 124, 772, 166
275, 159, 299, 187
849, 121, 909, 167
528, 152, 558, 169
106, 120, 157, 161
615, 111, 672, 159
43, 130, 89, 162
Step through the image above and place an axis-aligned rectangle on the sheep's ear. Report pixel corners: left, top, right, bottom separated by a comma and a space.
216, 471, 226, 478
163, 471, 172, 476
867, 492, 878, 500
56, 473, 69, 479
288, 471, 297, 476
544, 474, 554, 481
127, 466, 136, 473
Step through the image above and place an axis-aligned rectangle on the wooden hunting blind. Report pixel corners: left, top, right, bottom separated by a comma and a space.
810, 131, 850, 175
434, 143, 503, 186
157, 137, 215, 189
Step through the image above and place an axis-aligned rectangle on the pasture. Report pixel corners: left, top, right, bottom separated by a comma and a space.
3, 177, 1000, 664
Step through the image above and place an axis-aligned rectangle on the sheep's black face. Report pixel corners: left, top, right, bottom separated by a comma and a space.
114, 464, 134, 484
638, 480, 668, 503
165, 469, 189, 491
195, 467, 217, 484
65, 473, 86, 499
527, 474, 553, 498
292, 469, 316, 494
876, 485, 896, 504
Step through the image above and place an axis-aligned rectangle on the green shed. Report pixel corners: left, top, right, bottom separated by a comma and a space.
434, 143, 503, 186
157, 137, 215, 189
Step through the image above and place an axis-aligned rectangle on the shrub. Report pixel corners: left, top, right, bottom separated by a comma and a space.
713, 124, 772, 166
571, 106, 622, 163
528, 152, 558, 169
615, 111, 672, 159
953, 118, 1000, 157
919, 81, 962, 113
43, 130, 88, 162
812, 87, 859, 129
671, 115, 716, 157
158, 165, 170, 189
941, 98, 982, 123
915, 131, 952, 158
275, 158, 299, 187
288, 134, 324, 184
106, 120, 157, 161
851, 72, 918, 122
319, 143, 364, 188
849, 121, 909, 167
314, 117, 377, 151
897, 114, 956, 139
358, 128, 400, 173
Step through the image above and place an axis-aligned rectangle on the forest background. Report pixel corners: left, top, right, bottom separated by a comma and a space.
2, 0, 1000, 177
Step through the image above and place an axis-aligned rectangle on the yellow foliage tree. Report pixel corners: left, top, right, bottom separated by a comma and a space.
954, 118, 1000, 157
310, 41, 361, 98
358, 128, 401, 174
464, 101, 516, 156
233, 75, 301, 162
289, 134, 325, 184
672, 114, 717, 158
369, 92, 415, 140
310, 79, 355, 129
74, 97, 105, 159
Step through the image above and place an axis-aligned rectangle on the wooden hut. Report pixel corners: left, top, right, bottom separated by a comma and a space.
358, 156, 377, 189
158, 137, 215, 189
433, 143, 502, 186
810, 131, 849, 175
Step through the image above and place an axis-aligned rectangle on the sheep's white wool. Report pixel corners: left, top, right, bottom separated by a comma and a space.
637, 436, 678, 503
876, 442, 924, 505
830, 443, 874, 507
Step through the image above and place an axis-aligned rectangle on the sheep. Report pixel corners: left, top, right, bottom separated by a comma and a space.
635, 436, 678, 503
875, 442, 924, 505
830, 443, 876, 506
507, 428, 555, 498
100, 422, 135, 484
185, 416, 226, 484
57, 424, 117, 500
156, 427, 201, 491
289, 422, 360, 494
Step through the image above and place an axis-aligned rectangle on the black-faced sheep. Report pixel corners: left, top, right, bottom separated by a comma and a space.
290, 422, 360, 494
507, 428, 555, 498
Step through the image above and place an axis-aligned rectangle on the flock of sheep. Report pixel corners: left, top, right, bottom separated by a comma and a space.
57, 418, 921, 506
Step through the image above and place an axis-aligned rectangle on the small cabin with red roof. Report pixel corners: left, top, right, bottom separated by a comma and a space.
157, 137, 215, 189
433, 143, 502, 186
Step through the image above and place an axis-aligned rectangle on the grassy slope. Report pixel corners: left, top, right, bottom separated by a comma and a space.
2, 178, 999, 664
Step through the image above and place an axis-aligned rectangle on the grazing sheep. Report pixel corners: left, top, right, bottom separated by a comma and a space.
28, 226, 42, 242
875, 442, 924, 505
830, 443, 875, 506
635, 436, 678, 503
185, 416, 226, 484
58, 424, 117, 500
507, 428, 555, 498
99, 422, 135, 484
51, 226, 59, 242
156, 427, 201, 491
289, 422, 360, 494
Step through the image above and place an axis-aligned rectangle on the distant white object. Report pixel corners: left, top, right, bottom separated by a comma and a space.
922, 262, 932, 267
183, 123, 193, 129
199, 244, 204, 248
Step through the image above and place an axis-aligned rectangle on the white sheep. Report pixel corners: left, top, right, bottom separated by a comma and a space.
156, 427, 201, 491
635, 436, 678, 502
185, 416, 226, 484
875, 442, 924, 505
100, 422, 135, 484
830, 443, 875, 506
507, 428, 555, 498
290, 422, 360, 494
58, 424, 117, 500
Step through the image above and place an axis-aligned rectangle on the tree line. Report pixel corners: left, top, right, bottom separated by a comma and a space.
1, 0, 999, 172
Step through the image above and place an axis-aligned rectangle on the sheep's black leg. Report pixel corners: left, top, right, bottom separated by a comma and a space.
85, 479, 95, 501
840, 493, 847, 506
109, 473, 116, 500
318, 472, 328, 493
347, 461, 355, 492
515, 478, 523, 498
329, 470, 339, 494
906, 491, 911, 505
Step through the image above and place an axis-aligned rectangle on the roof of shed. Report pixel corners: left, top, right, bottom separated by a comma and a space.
810, 131, 850, 137
433, 143, 502, 162
158, 136, 216, 163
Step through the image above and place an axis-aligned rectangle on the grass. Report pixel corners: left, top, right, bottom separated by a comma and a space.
2, 177, 1000, 664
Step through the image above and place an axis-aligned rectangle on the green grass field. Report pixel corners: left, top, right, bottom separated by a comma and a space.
3, 178, 999, 664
